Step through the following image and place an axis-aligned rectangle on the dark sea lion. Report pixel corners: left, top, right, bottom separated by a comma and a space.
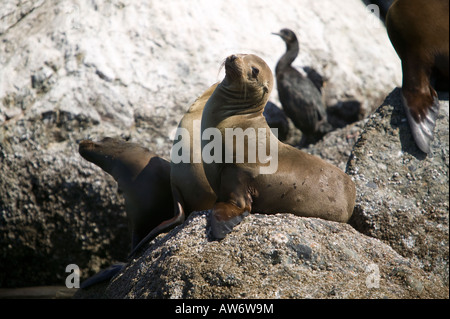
79, 138, 176, 250
386, 0, 449, 154
78, 137, 177, 287
201, 54, 356, 239
273, 28, 332, 147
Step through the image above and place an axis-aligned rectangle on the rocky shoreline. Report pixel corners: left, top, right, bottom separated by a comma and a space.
1, 0, 447, 299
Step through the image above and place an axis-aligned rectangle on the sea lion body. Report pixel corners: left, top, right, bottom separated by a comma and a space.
78, 137, 177, 287
386, 0, 449, 153
244, 144, 355, 221
201, 54, 356, 239
170, 83, 218, 215
79, 138, 175, 250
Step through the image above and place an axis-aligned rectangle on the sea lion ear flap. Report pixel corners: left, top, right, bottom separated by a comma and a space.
210, 203, 250, 240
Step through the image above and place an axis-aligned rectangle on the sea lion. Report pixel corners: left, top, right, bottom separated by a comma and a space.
79, 137, 177, 251
170, 85, 290, 217
386, 0, 449, 154
201, 54, 356, 239
273, 28, 332, 147
78, 138, 179, 287
170, 83, 219, 216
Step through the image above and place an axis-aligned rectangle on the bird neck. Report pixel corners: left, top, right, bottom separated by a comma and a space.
276, 40, 299, 74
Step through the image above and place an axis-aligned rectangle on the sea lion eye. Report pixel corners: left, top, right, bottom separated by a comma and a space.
251, 67, 259, 78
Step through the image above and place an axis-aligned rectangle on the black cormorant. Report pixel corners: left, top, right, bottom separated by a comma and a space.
263, 101, 290, 141
273, 28, 332, 147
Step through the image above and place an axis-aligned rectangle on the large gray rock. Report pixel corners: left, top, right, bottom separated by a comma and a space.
76, 211, 447, 299
347, 89, 449, 286
1, 0, 400, 287
0, 139, 130, 287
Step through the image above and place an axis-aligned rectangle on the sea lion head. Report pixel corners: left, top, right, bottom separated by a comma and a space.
221, 53, 273, 108
79, 137, 151, 182
79, 138, 116, 175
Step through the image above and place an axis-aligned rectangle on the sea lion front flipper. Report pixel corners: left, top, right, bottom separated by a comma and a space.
400, 52, 440, 154
211, 203, 249, 240
127, 202, 185, 259
386, 0, 448, 155
210, 167, 253, 240
402, 92, 440, 154
80, 263, 126, 289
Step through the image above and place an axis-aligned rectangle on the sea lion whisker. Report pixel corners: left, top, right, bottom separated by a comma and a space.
242, 81, 248, 100
217, 58, 227, 79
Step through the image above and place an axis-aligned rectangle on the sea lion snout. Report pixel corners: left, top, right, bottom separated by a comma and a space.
79, 139, 96, 151
78, 140, 101, 162
228, 54, 238, 63
224, 54, 244, 82
225, 54, 241, 68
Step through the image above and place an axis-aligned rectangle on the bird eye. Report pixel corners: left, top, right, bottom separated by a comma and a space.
251, 67, 259, 78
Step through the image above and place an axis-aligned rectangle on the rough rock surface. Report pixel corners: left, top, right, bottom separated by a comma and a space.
74, 90, 449, 299
76, 211, 447, 299
0, 141, 130, 287
0, 0, 400, 288
304, 119, 368, 172
347, 89, 449, 286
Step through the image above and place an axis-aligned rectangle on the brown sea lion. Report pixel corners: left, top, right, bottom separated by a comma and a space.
201, 54, 356, 239
170, 84, 290, 217
386, 0, 449, 153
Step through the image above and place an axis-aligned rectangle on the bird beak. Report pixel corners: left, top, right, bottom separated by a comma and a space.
271, 32, 281, 37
